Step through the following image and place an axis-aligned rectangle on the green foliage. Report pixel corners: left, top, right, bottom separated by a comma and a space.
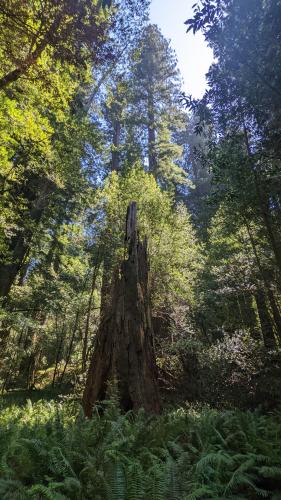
96, 165, 202, 310
1, 9, 281, 499
173, 331, 281, 409
182, 0, 281, 348
130, 24, 187, 188
100, 23, 187, 187
0, 398, 281, 499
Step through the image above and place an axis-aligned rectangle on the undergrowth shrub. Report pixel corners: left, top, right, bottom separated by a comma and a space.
174, 332, 281, 409
0, 398, 281, 498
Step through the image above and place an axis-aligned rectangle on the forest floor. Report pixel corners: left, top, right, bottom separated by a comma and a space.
0, 384, 281, 499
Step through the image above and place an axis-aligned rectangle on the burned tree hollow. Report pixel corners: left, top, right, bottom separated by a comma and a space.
82, 202, 160, 416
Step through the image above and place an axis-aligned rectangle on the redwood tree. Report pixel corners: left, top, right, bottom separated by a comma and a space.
82, 202, 160, 416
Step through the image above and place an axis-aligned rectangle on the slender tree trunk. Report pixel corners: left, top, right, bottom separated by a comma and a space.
18, 311, 46, 389
267, 288, 281, 341
0, 319, 11, 353
100, 264, 112, 321
59, 309, 80, 385
0, 239, 29, 299
82, 260, 101, 372
242, 293, 260, 339
243, 127, 281, 272
83, 202, 160, 416
255, 190, 281, 272
255, 290, 277, 349
112, 120, 121, 172
27, 349, 39, 390
148, 96, 157, 173
244, 219, 281, 339
0, 324, 26, 392
236, 295, 246, 330
52, 313, 66, 387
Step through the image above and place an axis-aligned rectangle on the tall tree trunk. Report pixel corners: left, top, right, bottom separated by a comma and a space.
52, 313, 66, 387
83, 202, 160, 416
244, 218, 281, 339
255, 289, 277, 349
243, 126, 281, 272
148, 96, 157, 173
59, 308, 80, 385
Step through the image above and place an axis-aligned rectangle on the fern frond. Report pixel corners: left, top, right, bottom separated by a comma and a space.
185, 485, 216, 499
49, 447, 76, 478
105, 459, 126, 500
27, 483, 66, 499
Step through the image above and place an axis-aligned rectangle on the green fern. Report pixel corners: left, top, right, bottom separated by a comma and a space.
105, 459, 126, 500
0, 399, 281, 499
126, 462, 145, 500
0, 478, 26, 500
49, 447, 76, 479
27, 483, 67, 499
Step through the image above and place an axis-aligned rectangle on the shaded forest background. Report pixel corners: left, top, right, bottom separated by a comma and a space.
0, 0, 281, 498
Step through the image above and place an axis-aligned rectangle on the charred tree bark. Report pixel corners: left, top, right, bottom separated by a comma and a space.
83, 202, 160, 416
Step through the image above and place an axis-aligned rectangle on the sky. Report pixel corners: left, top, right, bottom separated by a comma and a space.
149, 0, 214, 99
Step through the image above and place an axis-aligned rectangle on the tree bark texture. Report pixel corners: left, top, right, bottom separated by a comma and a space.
82, 202, 160, 416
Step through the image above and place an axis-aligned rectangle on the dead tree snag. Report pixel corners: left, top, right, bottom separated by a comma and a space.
82, 202, 160, 416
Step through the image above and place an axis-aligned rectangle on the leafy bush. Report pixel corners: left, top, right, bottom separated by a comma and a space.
173, 332, 281, 409
0, 398, 280, 499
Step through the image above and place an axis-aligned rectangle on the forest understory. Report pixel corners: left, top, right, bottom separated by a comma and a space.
1, 0, 281, 498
